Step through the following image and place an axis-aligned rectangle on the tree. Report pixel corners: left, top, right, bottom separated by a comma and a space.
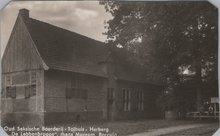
100, 1, 218, 112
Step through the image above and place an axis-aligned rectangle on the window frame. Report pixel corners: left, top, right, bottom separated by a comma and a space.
123, 88, 131, 111
137, 90, 144, 111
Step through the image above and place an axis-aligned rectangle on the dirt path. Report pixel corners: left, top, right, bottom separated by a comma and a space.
127, 123, 211, 136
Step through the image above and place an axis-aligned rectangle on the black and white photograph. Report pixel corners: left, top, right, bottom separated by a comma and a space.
0, 1, 219, 136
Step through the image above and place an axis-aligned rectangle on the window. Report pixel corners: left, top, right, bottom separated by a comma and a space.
5, 75, 15, 98
123, 88, 131, 111
68, 75, 86, 99
5, 72, 37, 99
31, 85, 36, 96
66, 88, 87, 100
137, 90, 144, 111
107, 88, 114, 101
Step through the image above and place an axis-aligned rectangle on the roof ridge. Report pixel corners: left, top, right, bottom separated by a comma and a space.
27, 17, 106, 45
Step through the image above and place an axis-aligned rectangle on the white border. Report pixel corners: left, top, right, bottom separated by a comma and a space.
0, 0, 10, 135
209, 0, 220, 135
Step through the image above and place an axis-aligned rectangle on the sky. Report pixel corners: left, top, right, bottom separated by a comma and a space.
0, 1, 112, 55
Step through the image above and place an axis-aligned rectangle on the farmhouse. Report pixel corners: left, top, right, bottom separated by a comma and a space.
1, 9, 163, 126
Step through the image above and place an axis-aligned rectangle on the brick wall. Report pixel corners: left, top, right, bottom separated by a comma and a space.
44, 70, 107, 124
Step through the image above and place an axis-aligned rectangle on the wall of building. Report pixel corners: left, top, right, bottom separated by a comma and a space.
1, 15, 45, 126
2, 16, 44, 73
114, 80, 163, 120
1, 70, 45, 127
43, 69, 163, 124
44, 70, 107, 124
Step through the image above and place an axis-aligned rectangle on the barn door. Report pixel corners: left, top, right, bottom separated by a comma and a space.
107, 88, 114, 120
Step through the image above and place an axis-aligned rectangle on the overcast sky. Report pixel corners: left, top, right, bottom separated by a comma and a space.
0, 1, 112, 55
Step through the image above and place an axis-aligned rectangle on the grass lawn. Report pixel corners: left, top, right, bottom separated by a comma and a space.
55, 119, 216, 136
161, 122, 219, 136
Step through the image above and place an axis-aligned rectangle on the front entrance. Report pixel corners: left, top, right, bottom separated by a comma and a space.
107, 88, 114, 120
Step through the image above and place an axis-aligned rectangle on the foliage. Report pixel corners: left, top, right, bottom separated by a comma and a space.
100, 1, 218, 111
100, 1, 217, 78
156, 90, 178, 111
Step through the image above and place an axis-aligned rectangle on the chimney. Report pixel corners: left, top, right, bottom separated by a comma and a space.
19, 8, 29, 20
